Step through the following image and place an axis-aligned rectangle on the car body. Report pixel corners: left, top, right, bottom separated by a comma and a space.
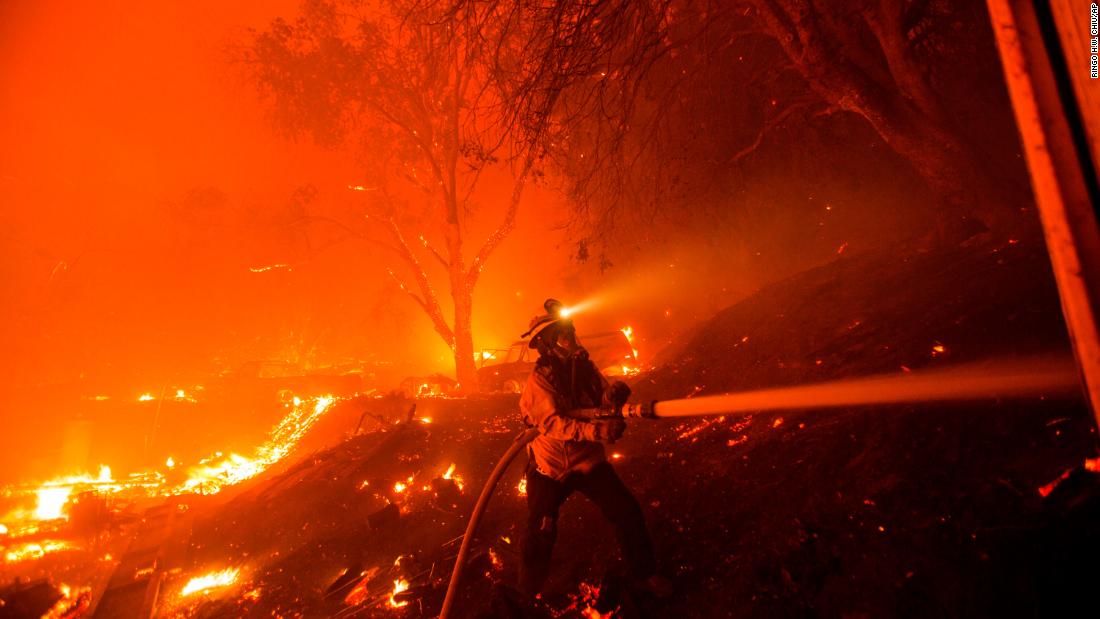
476, 330, 639, 393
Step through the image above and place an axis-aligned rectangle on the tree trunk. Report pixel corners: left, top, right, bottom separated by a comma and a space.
448, 244, 478, 392
451, 288, 478, 392
754, 0, 1023, 243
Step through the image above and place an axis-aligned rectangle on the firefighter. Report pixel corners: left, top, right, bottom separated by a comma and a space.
517, 299, 670, 599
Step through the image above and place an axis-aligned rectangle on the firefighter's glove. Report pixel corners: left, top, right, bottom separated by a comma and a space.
586, 418, 626, 443
603, 380, 632, 409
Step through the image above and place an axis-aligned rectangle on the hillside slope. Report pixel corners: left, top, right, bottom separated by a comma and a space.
163, 241, 1098, 618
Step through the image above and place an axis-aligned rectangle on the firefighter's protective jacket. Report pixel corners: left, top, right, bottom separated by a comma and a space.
520, 356, 609, 480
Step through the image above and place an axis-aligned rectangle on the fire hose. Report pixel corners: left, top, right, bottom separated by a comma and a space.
439, 427, 540, 618
438, 356, 1079, 617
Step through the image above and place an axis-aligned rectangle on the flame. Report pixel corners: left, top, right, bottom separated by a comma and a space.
516, 478, 527, 496
177, 395, 335, 494
620, 326, 640, 359
394, 481, 407, 493
41, 583, 91, 619
138, 393, 156, 401
441, 463, 464, 490
389, 578, 410, 608
166, 457, 175, 469
181, 568, 240, 596
34, 487, 73, 520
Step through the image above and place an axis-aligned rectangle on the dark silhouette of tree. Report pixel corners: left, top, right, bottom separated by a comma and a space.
521, 0, 1024, 248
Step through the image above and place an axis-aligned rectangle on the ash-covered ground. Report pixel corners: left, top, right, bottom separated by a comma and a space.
159, 240, 1098, 618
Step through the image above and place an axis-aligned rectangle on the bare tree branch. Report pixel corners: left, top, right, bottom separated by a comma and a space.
467, 156, 532, 287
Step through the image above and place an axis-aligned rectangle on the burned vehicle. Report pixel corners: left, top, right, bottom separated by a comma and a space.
477, 330, 640, 393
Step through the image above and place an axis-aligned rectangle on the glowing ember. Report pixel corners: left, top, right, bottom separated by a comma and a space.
181, 568, 240, 596
166, 457, 175, 468
138, 393, 156, 402
394, 481, 408, 493
516, 478, 527, 496
443, 463, 457, 479
248, 263, 290, 273
388, 578, 410, 608
4, 540, 75, 563
343, 568, 378, 606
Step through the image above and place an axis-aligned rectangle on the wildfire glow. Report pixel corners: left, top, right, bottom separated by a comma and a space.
181, 568, 240, 596
388, 578, 410, 608
34, 487, 73, 520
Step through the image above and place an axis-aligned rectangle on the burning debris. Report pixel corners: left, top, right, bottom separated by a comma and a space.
180, 567, 241, 596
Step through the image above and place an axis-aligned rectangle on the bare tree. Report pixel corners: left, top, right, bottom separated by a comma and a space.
244, 0, 573, 389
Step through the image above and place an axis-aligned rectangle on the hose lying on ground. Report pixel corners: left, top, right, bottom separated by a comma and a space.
438, 427, 540, 619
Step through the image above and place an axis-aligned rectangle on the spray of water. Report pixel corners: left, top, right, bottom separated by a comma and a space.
650, 356, 1082, 419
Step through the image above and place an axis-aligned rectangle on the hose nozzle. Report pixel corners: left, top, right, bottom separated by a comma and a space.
622, 402, 657, 418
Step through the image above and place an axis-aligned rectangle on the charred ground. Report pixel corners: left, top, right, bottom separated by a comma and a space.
161, 239, 1097, 618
